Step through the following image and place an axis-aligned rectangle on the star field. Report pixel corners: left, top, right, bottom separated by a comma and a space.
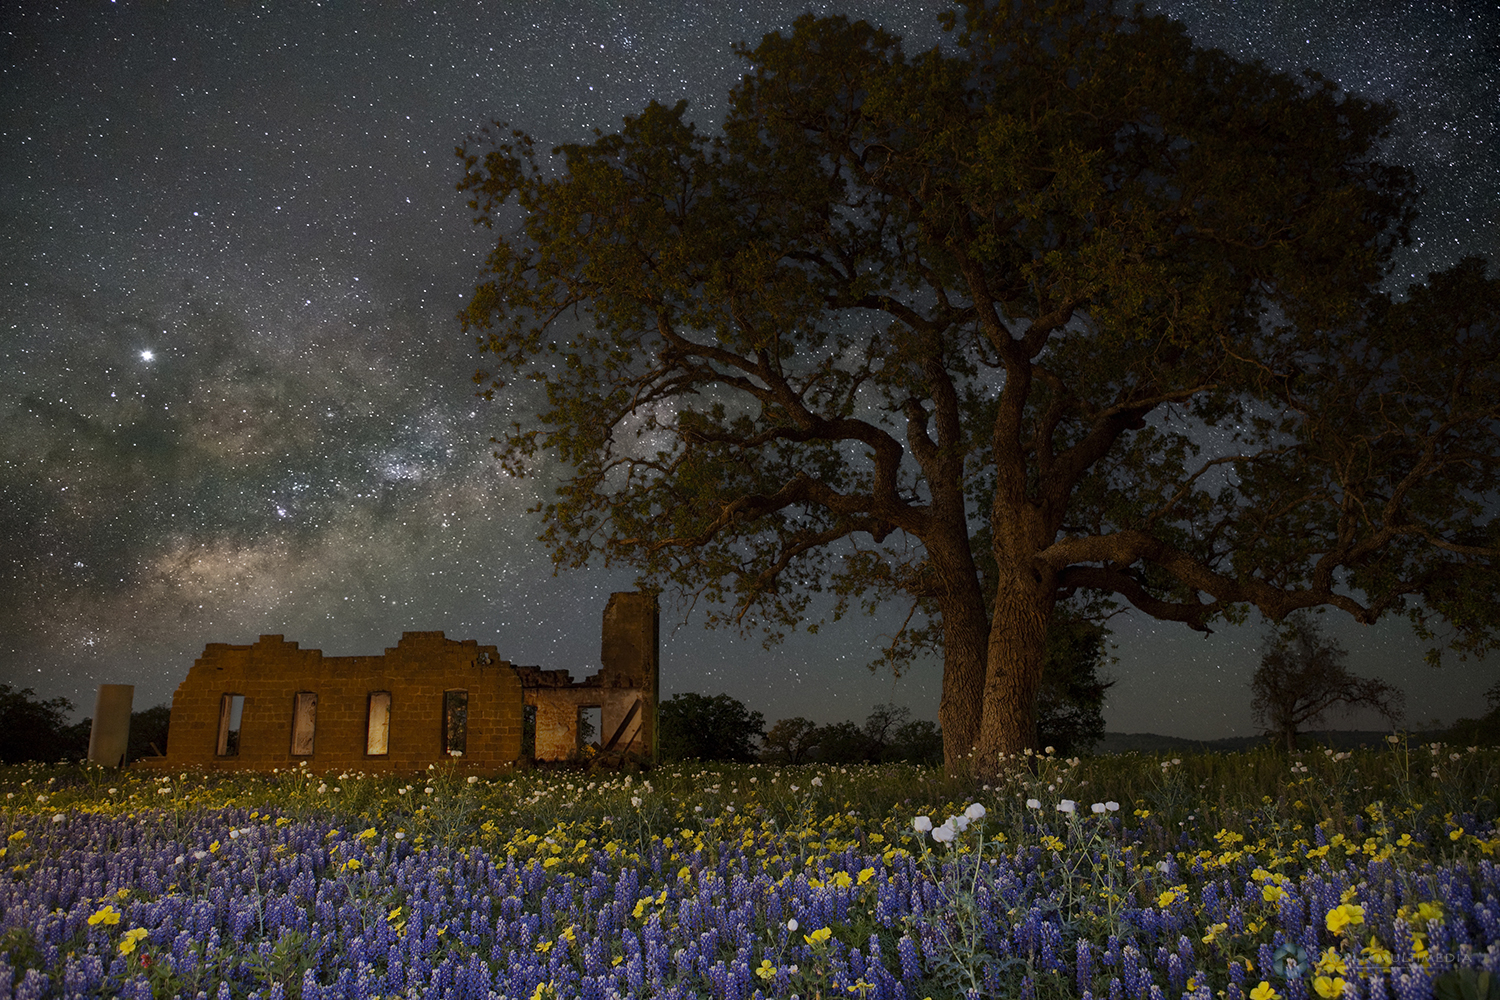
2, 2, 1495, 739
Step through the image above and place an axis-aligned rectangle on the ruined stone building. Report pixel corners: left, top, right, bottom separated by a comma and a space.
150, 592, 658, 772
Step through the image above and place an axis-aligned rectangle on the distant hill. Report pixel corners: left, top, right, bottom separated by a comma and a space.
1089, 729, 1411, 755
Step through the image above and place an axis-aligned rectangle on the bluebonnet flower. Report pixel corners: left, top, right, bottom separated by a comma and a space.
1078, 938, 1096, 993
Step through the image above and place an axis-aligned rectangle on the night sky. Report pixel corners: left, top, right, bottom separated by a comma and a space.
3, 2, 1496, 740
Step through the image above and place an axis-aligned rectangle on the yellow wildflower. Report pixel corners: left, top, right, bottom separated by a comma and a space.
1262, 885, 1286, 904
1326, 903, 1364, 936
1361, 940, 1393, 969
1315, 948, 1346, 976
857, 867, 876, 885
830, 871, 853, 889
804, 927, 832, 947
119, 928, 148, 956
87, 905, 121, 927
342, 858, 361, 872
755, 959, 776, 982
1313, 976, 1347, 998
1250, 981, 1281, 1000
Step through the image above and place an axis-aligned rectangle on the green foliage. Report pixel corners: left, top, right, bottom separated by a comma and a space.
456, 0, 1499, 766
760, 717, 821, 764
0, 684, 88, 764
127, 704, 171, 761
1035, 615, 1114, 755
1436, 968, 1500, 1000
657, 692, 766, 763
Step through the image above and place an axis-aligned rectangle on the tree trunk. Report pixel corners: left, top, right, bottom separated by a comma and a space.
974, 584, 1054, 779
937, 590, 990, 774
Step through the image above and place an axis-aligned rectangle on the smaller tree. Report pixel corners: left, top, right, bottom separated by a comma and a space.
1251, 612, 1404, 751
760, 717, 821, 764
886, 718, 944, 765
811, 721, 870, 764
657, 693, 765, 763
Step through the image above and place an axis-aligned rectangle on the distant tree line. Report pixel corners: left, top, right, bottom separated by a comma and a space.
656, 626, 1114, 765
0, 685, 170, 765
1444, 681, 1500, 747
654, 693, 943, 766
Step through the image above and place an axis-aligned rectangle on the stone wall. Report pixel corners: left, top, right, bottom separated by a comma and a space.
148, 592, 657, 772
156, 632, 523, 773
518, 591, 660, 762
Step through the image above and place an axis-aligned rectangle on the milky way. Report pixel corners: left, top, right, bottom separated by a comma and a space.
2, 1, 1495, 738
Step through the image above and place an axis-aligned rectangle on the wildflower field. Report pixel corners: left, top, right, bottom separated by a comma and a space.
2, 739, 1498, 1000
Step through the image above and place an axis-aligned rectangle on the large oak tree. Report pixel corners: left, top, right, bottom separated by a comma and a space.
457, 0, 1500, 775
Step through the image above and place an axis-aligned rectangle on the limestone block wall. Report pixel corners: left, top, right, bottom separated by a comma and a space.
527, 686, 648, 760
157, 631, 523, 773
521, 591, 659, 762
597, 591, 659, 759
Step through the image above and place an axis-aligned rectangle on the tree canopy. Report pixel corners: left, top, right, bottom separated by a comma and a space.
0, 685, 89, 764
457, 0, 1500, 776
657, 692, 766, 763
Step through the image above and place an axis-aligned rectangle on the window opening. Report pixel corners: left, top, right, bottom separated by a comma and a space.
443, 690, 468, 757
216, 694, 244, 757
366, 691, 391, 756
290, 692, 317, 756
579, 705, 601, 752
521, 703, 536, 758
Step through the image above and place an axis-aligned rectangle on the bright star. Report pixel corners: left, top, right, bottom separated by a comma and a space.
140, 349, 154, 362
